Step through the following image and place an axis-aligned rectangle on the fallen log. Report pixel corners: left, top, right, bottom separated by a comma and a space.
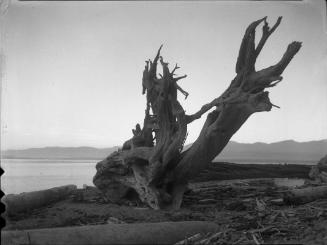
3, 185, 77, 216
283, 185, 327, 205
2, 221, 219, 245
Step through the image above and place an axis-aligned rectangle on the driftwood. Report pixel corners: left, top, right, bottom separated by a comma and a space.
1, 221, 219, 245
283, 185, 327, 205
93, 17, 301, 209
309, 155, 327, 183
3, 185, 77, 216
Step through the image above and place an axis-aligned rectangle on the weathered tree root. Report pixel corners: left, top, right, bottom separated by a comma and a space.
94, 17, 301, 210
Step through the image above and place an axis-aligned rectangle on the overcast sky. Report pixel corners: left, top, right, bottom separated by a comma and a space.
1, 0, 326, 150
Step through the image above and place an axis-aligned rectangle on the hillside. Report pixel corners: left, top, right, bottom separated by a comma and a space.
2, 139, 326, 163
215, 139, 327, 163
1, 146, 119, 160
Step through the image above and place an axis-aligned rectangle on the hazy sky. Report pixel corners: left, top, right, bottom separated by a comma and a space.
1, 0, 326, 150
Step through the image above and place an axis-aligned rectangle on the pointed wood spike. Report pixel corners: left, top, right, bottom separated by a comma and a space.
174, 75, 187, 82
271, 102, 280, 109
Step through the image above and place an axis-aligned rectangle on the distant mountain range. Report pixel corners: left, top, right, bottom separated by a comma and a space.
2, 140, 327, 164
1, 146, 119, 160
214, 140, 327, 164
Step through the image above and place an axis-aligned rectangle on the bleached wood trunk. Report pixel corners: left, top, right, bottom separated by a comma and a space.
93, 17, 301, 209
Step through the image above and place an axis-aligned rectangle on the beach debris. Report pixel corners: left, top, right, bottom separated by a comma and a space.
283, 185, 327, 205
255, 198, 267, 217
273, 178, 305, 188
106, 217, 125, 224
198, 198, 217, 204
225, 200, 247, 211
309, 165, 320, 180
308, 155, 327, 183
251, 233, 262, 245
318, 155, 327, 167
3, 185, 77, 216
4, 176, 327, 244
256, 198, 266, 212
270, 198, 284, 206
174, 233, 202, 245
174, 226, 281, 245
2, 221, 219, 245
133, 207, 149, 210
174, 231, 229, 245
72, 186, 107, 203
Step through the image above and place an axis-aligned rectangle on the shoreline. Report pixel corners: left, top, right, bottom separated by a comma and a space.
2, 162, 316, 195
3, 162, 327, 244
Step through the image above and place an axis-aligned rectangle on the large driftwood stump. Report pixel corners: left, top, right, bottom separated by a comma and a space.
94, 17, 301, 209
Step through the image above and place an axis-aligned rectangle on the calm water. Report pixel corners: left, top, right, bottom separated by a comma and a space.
1, 158, 313, 195
1, 159, 98, 194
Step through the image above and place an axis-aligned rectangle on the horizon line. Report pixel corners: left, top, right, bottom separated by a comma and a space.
2, 138, 327, 151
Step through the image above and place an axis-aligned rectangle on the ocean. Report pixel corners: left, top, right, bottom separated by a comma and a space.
1, 159, 98, 194
1, 158, 314, 195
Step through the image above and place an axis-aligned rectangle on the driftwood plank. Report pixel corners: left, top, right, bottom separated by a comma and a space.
2, 221, 219, 245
